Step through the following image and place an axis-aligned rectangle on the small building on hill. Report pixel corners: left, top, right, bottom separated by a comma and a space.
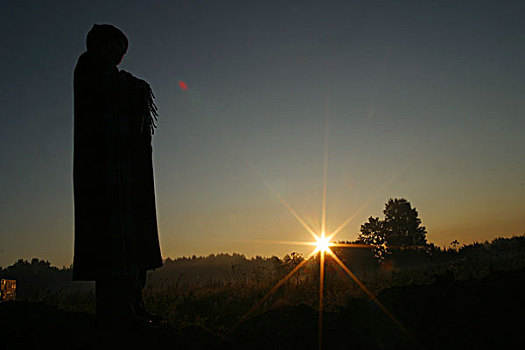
0, 279, 16, 301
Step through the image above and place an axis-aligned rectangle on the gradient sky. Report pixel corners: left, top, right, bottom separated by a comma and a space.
1, 0, 524, 268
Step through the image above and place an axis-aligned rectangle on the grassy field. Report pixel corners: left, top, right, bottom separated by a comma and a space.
1, 235, 523, 336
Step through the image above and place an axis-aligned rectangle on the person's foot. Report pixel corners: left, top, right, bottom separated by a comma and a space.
96, 310, 152, 330
116, 312, 152, 330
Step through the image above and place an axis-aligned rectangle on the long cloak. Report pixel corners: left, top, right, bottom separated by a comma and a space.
73, 52, 162, 281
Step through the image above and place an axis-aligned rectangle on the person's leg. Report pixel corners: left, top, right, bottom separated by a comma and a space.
131, 269, 147, 317
131, 269, 164, 323
95, 279, 112, 328
111, 274, 135, 325
96, 275, 136, 328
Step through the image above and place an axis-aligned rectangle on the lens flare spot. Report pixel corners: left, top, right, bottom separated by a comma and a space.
178, 80, 188, 91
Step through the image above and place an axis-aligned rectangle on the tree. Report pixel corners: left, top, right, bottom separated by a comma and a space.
383, 198, 427, 249
358, 217, 387, 261
358, 198, 427, 260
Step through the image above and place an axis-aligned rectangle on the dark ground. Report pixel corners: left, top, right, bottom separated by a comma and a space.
1, 269, 524, 350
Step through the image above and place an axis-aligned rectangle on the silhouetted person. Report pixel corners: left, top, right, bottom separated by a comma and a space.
73, 24, 163, 328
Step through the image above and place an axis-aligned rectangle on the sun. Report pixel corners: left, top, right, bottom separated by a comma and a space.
315, 233, 331, 253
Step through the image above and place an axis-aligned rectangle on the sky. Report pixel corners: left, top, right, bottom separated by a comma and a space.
0, 0, 524, 268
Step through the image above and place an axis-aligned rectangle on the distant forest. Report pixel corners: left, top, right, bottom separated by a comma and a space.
1, 235, 523, 314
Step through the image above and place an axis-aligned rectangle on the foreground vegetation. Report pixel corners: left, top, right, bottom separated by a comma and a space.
1, 235, 523, 335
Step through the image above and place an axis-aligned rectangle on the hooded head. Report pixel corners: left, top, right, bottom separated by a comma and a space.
86, 24, 128, 66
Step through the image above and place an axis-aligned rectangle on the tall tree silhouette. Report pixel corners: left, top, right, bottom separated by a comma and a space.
359, 198, 427, 259
383, 198, 427, 249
